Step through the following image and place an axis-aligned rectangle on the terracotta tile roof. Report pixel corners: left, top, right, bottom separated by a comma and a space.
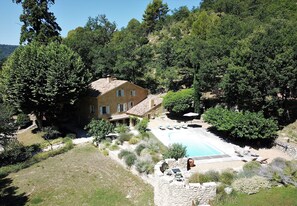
90, 78, 127, 96
126, 94, 163, 117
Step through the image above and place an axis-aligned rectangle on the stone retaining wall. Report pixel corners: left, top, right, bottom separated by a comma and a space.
153, 161, 216, 206
274, 140, 297, 159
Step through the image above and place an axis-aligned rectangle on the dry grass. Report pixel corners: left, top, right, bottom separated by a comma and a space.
17, 128, 45, 146
278, 120, 297, 142
5, 144, 154, 206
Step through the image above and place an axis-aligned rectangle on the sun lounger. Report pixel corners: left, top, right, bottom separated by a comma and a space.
255, 157, 268, 164
174, 125, 180, 129
159, 126, 166, 130
182, 125, 187, 129
167, 125, 173, 130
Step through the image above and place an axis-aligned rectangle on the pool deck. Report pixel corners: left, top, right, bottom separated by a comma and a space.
148, 116, 293, 172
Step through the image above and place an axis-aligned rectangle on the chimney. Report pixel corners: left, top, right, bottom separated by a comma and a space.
107, 75, 112, 83
150, 99, 155, 109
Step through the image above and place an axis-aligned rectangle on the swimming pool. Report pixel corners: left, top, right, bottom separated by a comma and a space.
167, 131, 224, 157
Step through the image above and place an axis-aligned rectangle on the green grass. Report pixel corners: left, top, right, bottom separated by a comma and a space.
212, 186, 297, 206
1, 144, 154, 206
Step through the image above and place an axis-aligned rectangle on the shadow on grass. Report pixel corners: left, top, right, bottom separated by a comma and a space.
0, 175, 28, 206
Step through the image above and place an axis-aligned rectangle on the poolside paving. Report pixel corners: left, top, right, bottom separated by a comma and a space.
148, 116, 293, 172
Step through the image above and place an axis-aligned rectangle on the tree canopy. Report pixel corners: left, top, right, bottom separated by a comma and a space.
0, 42, 91, 128
13, 0, 61, 44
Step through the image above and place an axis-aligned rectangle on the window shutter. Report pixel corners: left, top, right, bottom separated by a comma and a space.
107, 106, 110, 114
122, 89, 124, 96
124, 103, 127, 111
117, 104, 120, 112
99, 106, 103, 115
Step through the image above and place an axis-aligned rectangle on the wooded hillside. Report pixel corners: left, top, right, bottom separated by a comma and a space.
0, 44, 18, 60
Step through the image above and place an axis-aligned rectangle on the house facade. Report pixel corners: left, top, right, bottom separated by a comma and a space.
78, 76, 149, 125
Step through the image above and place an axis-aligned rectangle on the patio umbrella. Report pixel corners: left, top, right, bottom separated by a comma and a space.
183, 112, 199, 117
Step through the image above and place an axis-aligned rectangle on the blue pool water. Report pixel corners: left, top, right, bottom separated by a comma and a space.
167, 132, 223, 157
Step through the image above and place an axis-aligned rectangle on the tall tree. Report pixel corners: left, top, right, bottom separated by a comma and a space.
0, 42, 91, 129
13, 0, 61, 44
143, 0, 169, 34
0, 103, 17, 148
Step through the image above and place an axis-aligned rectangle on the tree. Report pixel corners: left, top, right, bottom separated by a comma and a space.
0, 42, 91, 129
163, 88, 194, 114
13, 0, 61, 44
85, 119, 114, 143
163, 143, 187, 160
143, 0, 169, 34
0, 103, 18, 148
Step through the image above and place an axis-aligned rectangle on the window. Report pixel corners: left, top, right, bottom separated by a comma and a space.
99, 106, 110, 115
117, 103, 127, 112
116, 89, 124, 97
131, 90, 136, 96
89, 105, 95, 114
128, 101, 134, 109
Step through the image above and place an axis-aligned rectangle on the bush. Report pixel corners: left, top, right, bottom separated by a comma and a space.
85, 119, 114, 143
16, 113, 31, 129
101, 149, 109, 156
135, 143, 147, 156
189, 172, 200, 183
136, 118, 149, 134
124, 153, 137, 167
109, 144, 119, 151
219, 169, 236, 185
163, 143, 187, 160
232, 176, 271, 194
118, 133, 133, 143
115, 124, 129, 134
129, 137, 140, 145
242, 161, 261, 177
135, 160, 154, 174
190, 170, 220, 183
163, 88, 194, 114
0, 141, 41, 167
65, 133, 76, 139
259, 158, 297, 186
203, 107, 278, 140
42, 126, 61, 140
118, 149, 134, 159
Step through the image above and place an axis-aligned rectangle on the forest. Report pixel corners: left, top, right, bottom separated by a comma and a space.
62, 0, 297, 124
1, 0, 297, 133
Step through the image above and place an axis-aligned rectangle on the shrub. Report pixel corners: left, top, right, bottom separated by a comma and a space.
0, 141, 41, 167
85, 119, 114, 143
219, 169, 236, 185
118, 133, 133, 143
189, 172, 200, 183
162, 88, 194, 114
203, 107, 278, 140
65, 133, 76, 139
163, 143, 187, 160
115, 124, 129, 134
124, 153, 137, 167
16, 113, 31, 129
135, 160, 154, 174
118, 149, 134, 159
109, 144, 119, 151
232, 176, 271, 194
42, 126, 61, 139
101, 149, 109, 156
129, 137, 140, 145
259, 158, 297, 186
242, 161, 262, 177
191, 170, 220, 183
135, 143, 147, 156
136, 118, 149, 134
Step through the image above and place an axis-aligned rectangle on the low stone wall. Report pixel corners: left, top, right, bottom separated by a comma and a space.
274, 140, 297, 159
153, 161, 216, 206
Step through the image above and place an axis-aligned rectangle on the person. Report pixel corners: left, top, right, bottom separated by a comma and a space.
187, 158, 196, 171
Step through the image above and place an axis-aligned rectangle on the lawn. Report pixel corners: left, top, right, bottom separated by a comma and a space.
212, 186, 297, 206
1, 144, 154, 206
17, 128, 45, 146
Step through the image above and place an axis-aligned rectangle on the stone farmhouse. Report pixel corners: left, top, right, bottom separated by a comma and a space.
77, 76, 163, 125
